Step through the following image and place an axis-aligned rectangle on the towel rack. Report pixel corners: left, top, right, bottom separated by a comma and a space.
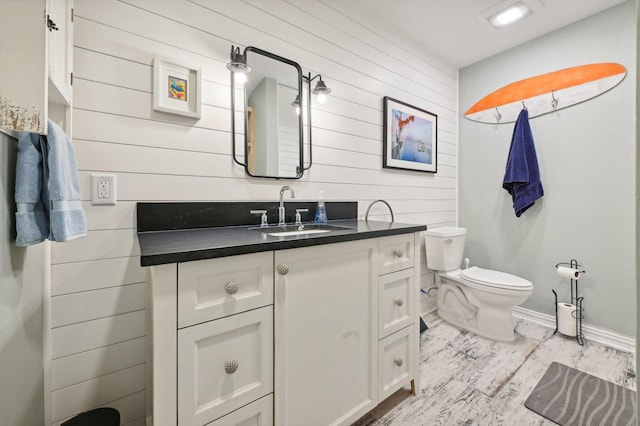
464, 63, 626, 124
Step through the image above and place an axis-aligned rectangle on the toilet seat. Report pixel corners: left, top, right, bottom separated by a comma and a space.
461, 266, 532, 291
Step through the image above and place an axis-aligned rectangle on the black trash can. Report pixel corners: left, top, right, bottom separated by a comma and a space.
61, 407, 120, 426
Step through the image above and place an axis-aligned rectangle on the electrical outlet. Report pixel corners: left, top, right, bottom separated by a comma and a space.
98, 179, 109, 199
91, 174, 117, 205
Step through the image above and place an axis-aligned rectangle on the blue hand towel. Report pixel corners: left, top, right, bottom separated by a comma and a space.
502, 109, 544, 217
15, 132, 48, 246
45, 119, 87, 242
15, 120, 87, 246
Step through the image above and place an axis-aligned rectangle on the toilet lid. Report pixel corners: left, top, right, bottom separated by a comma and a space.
461, 266, 532, 290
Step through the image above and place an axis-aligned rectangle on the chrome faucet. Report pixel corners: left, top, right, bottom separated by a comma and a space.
278, 186, 295, 226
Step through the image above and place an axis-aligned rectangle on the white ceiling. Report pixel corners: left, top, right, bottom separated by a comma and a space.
331, 0, 629, 68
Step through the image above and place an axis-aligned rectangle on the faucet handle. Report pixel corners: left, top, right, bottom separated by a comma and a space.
295, 209, 308, 226
250, 209, 269, 228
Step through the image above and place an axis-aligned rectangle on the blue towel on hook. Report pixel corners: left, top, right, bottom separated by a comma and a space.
15, 131, 48, 246
502, 109, 544, 217
15, 120, 87, 246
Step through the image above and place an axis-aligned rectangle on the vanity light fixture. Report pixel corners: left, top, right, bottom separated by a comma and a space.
226, 45, 251, 84
488, 2, 532, 28
306, 74, 332, 104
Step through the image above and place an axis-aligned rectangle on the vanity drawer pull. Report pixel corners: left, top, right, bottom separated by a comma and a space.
393, 249, 403, 258
225, 360, 239, 374
225, 281, 239, 295
394, 298, 404, 307
277, 264, 289, 276
394, 358, 403, 367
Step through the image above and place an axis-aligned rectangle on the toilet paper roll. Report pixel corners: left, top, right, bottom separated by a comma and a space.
557, 266, 581, 280
557, 302, 578, 337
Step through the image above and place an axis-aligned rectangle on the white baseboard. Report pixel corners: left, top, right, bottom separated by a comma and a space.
513, 306, 636, 354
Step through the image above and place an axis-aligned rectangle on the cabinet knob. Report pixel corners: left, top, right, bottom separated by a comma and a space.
225, 281, 239, 295
394, 358, 403, 367
394, 298, 404, 307
394, 249, 404, 258
225, 360, 239, 374
277, 264, 289, 276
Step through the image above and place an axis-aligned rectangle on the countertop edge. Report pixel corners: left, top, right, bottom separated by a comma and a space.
139, 222, 426, 266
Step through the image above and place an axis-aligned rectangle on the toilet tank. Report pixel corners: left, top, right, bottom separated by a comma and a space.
424, 227, 467, 271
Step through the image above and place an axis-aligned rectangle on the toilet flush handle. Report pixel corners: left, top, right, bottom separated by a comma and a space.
464, 258, 470, 269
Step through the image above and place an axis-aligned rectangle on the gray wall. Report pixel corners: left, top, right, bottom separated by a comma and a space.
459, 1, 636, 337
0, 131, 44, 425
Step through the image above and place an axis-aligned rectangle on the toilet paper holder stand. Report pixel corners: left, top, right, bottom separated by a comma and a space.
552, 259, 586, 345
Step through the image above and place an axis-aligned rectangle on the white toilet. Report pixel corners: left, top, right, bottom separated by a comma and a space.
424, 227, 533, 342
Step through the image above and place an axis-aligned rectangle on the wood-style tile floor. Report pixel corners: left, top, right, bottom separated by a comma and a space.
357, 313, 636, 426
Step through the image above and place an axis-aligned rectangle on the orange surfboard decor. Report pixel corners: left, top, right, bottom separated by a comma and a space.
465, 63, 626, 124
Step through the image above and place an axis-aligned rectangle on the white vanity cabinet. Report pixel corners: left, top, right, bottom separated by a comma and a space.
1, 0, 73, 134
274, 239, 378, 426
148, 251, 274, 426
274, 233, 421, 426
376, 234, 418, 400
147, 231, 421, 426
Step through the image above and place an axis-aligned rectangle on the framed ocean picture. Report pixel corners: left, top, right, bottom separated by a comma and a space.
383, 96, 437, 173
153, 56, 202, 119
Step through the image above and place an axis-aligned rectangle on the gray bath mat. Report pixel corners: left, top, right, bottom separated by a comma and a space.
525, 362, 636, 426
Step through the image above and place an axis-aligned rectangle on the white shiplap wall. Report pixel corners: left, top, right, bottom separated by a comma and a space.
48, 0, 458, 423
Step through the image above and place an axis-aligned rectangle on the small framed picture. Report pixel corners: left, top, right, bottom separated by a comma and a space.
153, 56, 201, 118
383, 96, 437, 173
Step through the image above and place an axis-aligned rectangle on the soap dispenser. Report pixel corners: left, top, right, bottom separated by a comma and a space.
314, 191, 328, 224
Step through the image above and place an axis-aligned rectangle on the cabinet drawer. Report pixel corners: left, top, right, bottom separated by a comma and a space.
207, 394, 273, 426
379, 269, 415, 339
378, 234, 415, 275
378, 325, 414, 401
178, 306, 273, 426
178, 252, 273, 328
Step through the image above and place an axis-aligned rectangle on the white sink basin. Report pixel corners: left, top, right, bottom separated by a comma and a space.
251, 223, 353, 237
265, 228, 331, 237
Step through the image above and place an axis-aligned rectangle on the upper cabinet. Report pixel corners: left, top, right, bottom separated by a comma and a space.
0, 0, 73, 134
47, 0, 74, 107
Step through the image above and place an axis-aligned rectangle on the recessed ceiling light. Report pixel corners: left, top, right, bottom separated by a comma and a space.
488, 3, 532, 28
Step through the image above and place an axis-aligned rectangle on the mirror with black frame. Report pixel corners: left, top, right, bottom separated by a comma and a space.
229, 46, 305, 179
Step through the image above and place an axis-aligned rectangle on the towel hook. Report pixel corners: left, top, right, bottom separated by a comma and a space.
495, 106, 502, 122
521, 100, 527, 110
551, 90, 559, 109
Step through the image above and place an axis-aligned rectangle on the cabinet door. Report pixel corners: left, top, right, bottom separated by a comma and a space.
378, 234, 415, 275
274, 239, 378, 426
47, 0, 73, 105
0, 0, 47, 133
379, 268, 415, 339
207, 394, 273, 426
178, 252, 273, 328
378, 325, 414, 401
178, 306, 273, 426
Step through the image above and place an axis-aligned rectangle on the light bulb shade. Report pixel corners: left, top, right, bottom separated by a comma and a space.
226, 46, 252, 73
312, 79, 331, 96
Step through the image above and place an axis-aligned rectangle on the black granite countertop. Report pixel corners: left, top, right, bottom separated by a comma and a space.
138, 219, 426, 266
136, 201, 426, 266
